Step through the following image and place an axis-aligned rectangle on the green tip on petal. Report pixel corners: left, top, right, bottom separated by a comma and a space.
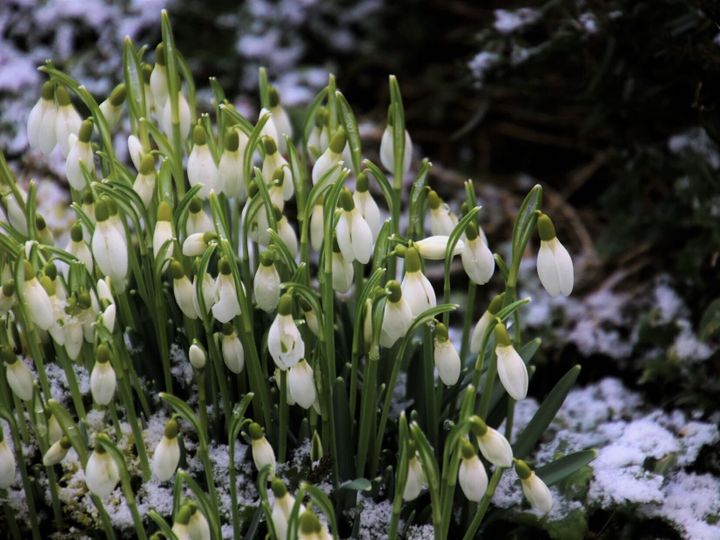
537, 213, 556, 242
315, 107, 328, 127
164, 418, 179, 439
387, 280, 402, 302
329, 128, 346, 154
78, 118, 94, 143
140, 154, 155, 175
514, 459, 532, 480
488, 293, 505, 315
95, 200, 110, 222
44, 262, 57, 281
259, 250, 275, 267
494, 323, 511, 347
268, 86, 280, 108
465, 221, 479, 241
299, 511, 322, 534
157, 201, 172, 222
271, 478, 287, 498
97, 343, 111, 363
155, 43, 166, 66
278, 293, 293, 316
404, 246, 421, 273
248, 422, 264, 440
189, 197, 203, 214
2, 279, 15, 297
109, 83, 126, 107
56, 86, 71, 106
218, 258, 232, 275
224, 129, 239, 152
469, 415, 488, 437
427, 190, 442, 210
169, 260, 185, 279
192, 125, 207, 146
262, 135, 277, 155
356, 172, 369, 192
23, 261, 35, 281
460, 439, 476, 460
435, 322, 449, 342
175, 504, 192, 525
41, 81, 55, 101
339, 188, 354, 212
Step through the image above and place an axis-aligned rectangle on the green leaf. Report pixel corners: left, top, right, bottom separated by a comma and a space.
304, 483, 341, 540
536, 449, 598, 486
339, 478, 372, 492
336, 91, 362, 174
699, 298, 720, 340
159, 392, 206, 449
46, 400, 88, 464
147, 510, 180, 540
334, 377, 354, 479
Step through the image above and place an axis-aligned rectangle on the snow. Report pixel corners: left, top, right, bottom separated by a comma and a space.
493, 8, 541, 34
668, 128, 720, 170
356, 496, 392, 540
468, 52, 501, 87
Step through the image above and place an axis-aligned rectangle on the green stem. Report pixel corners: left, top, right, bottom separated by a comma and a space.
422, 328, 438, 449
355, 356, 377, 477
279, 369, 288, 462
459, 283, 476, 361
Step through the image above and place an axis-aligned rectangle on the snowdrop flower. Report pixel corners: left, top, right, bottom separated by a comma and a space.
274, 207, 298, 257
27, 81, 58, 153
219, 128, 248, 200
48, 414, 63, 445
403, 447, 428, 501
85, 438, 120, 498
312, 128, 345, 185
188, 340, 206, 370
401, 246, 436, 317
249, 422, 276, 473
288, 359, 316, 409
212, 258, 241, 323
100, 303, 116, 334
92, 201, 128, 288
66, 223, 93, 272
182, 231, 217, 258
300, 298, 320, 337
43, 436, 72, 467
0, 432, 16, 489
332, 241, 354, 293
470, 293, 504, 355
22, 261, 54, 331
415, 236, 464, 261
2, 191, 28, 235
220, 324, 244, 374
307, 107, 330, 160
353, 173, 382, 240
90, 344, 116, 406
258, 108, 279, 144
2, 348, 33, 401
150, 44, 169, 110
261, 136, 293, 200
153, 202, 175, 259
462, 222, 495, 285
515, 459, 553, 513
458, 439, 488, 502
268, 86, 293, 154
152, 418, 180, 481
299, 509, 332, 540
193, 271, 217, 316
188, 125, 221, 198
271, 479, 297, 540
64, 317, 84, 360
254, 251, 281, 312
65, 118, 94, 191
127, 134, 143, 172
142, 63, 154, 113
434, 323, 461, 385
380, 280, 413, 348
55, 86, 82, 156
35, 214, 54, 246
186, 197, 213, 236
268, 294, 305, 370
187, 503, 211, 540
494, 322, 528, 401
0, 280, 16, 316
172, 504, 193, 540
170, 261, 199, 320
536, 213, 574, 297
336, 188, 373, 264
470, 416, 513, 468
98, 83, 126, 129
380, 110, 412, 175
133, 154, 157, 207
428, 190, 457, 236
160, 91, 192, 140
310, 198, 324, 251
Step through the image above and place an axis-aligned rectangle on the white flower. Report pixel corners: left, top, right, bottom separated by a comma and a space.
258, 108, 279, 145
336, 188, 373, 264
55, 86, 82, 157
3, 191, 28, 235
428, 190, 457, 236
43, 437, 72, 467
536, 214, 573, 297
269, 87, 293, 153
65, 119, 95, 190
471, 417, 513, 468
219, 129, 248, 199
133, 154, 157, 208
379, 123, 412, 175
516, 460, 553, 513
462, 223, 495, 285
189, 341, 207, 370
271, 480, 296, 540
469, 294, 504, 355
92, 201, 128, 288
458, 441, 488, 502
188, 125, 221, 198
187, 505, 211, 540
307, 107, 329, 159
220, 326, 245, 374
212, 260, 241, 323
152, 419, 180, 481
66, 223, 94, 272
494, 323, 528, 401
85, 443, 119, 498
310, 203, 324, 251
276, 215, 298, 257
379, 280, 413, 348
127, 134, 143, 171
261, 137, 294, 201
153, 203, 175, 259
171, 262, 199, 320
299, 510, 331, 540
90, 345, 116, 406
48, 414, 63, 444
160, 92, 192, 141
403, 454, 427, 501
353, 174, 382, 240
288, 359, 316, 409
253, 253, 281, 312
268, 294, 305, 370
22, 264, 54, 331
249, 423, 276, 473
186, 199, 213, 236
434, 324, 461, 385
193, 271, 217, 315
0, 439, 16, 489
3, 350, 33, 402
182, 232, 216, 257
150, 45, 169, 109
332, 250, 354, 293
27, 81, 58, 153
415, 236, 464, 260
98, 83, 126, 129
401, 247, 436, 317
64, 320, 84, 360
311, 128, 345, 185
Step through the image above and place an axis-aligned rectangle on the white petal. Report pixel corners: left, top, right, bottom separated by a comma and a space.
128, 135, 143, 171
310, 205, 324, 251
268, 315, 304, 370
0, 442, 15, 489
470, 311, 494, 355
380, 299, 413, 348
496, 344, 528, 400
434, 340, 461, 385
278, 219, 298, 258
7, 361, 34, 401
90, 362, 116, 405
477, 427, 513, 468
38, 105, 58, 153
211, 278, 240, 323
254, 265, 281, 313
401, 272, 436, 317
288, 360, 316, 409
85, 451, 119, 498
251, 437, 276, 473
350, 211, 373, 264
152, 437, 180, 481
354, 191, 382, 240
27, 100, 44, 150
153, 221, 175, 259
462, 237, 495, 285
332, 252, 354, 293
56, 106, 81, 157
150, 65, 168, 109
221, 335, 245, 374
522, 473, 553, 513
416, 236, 464, 260
537, 239, 574, 297
219, 150, 245, 199
459, 456, 488, 502
187, 145, 220, 199
402, 457, 427, 501
335, 214, 354, 262
92, 223, 128, 285
25, 279, 55, 331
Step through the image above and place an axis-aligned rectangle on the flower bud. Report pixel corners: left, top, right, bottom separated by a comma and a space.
182, 231, 216, 257
434, 323, 461, 385
494, 323, 528, 401
462, 222, 495, 285
379, 281, 413, 348
150, 44, 169, 109
253, 252, 281, 312
401, 247, 436, 317
160, 92, 191, 140
211, 259, 241, 323
85, 439, 119, 498
332, 246, 354, 293
219, 128, 248, 200
428, 190, 457, 236
65, 119, 95, 191
187, 503, 211, 540
268, 295, 305, 370
516, 459, 553, 513
133, 154, 156, 207
153, 203, 175, 259
470, 416, 513, 468
415, 236, 464, 260
189, 340, 206, 370
403, 453, 427, 501
458, 439, 488, 502
379, 120, 412, 175
22, 262, 55, 331
152, 419, 180, 481
90, 344, 116, 406
220, 325, 245, 374
27, 81, 58, 153
312, 128, 345, 185
536, 213, 573, 297
3, 348, 34, 401
469, 293, 504, 354
188, 125, 221, 199
288, 359, 316, 409
336, 189, 373, 264
92, 201, 128, 288
43, 436, 72, 466
249, 422, 276, 473
55, 86, 82, 157
171, 262, 199, 320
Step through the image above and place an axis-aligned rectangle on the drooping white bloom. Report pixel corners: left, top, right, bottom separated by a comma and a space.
2, 349, 33, 402
187, 505, 211, 540
428, 190, 457, 236
55, 86, 82, 157
469, 294, 504, 355
403, 453, 427, 501
65, 119, 95, 190
458, 440, 488, 502
27, 81, 58, 153
188, 125, 221, 198
353, 173, 382, 240
310, 202, 324, 251
379, 122, 412, 175
43, 436, 72, 466
133, 154, 157, 207
21, 262, 55, 331
172, 505, 192, 540
299, 509, 331, 540
268, 294, 305, 370
0, 438, 16, 489
258, 108, 279, 145
98, 83, 126, 129
85, 442, 119, 498
261, 136, 293, 200
494, 323, 528, 401
170, 261, 199, 320
332, 249, 354, 293
186, 198, 214, 236
153, 202, 175, 259
288, 359, 316, 409
415, 236, 464, 260
462, 222, 495, 285
379, 280, 414, 348
303, 305, 320, 337
64, 319, 84, 360
182, 231, 216, 257
249, 423, 276, 473
218, 128, 248, 199
220, 325, 245, 374
152, 419, 180, 482
90, 345, 116, 406
307, 107, 330, 160
193, 271, 217, 316
92, 201, 128, 288
336, 188, 373, 264
271, 479, 296, 540
471, 416, 513, 468
189, 341, 207, 370
253, 252, 281, 313
268, 87, 293, 154
401, 247, 437, 317
48, 414, 63, 444
150, 44, 169, 110
434, 323, 461, 386
276, 214, 298, 257
0, 280, 15, 316
66, 223, 93, 272
536, 213, 573, 297
311, 128, 345, 185
160, 92, 192, 140
127, 134, 143, 172
516, 460, 553, 513
211, 259, 241, 323
2, 191, 28, 235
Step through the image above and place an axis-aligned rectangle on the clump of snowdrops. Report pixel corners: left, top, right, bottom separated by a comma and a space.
0, 11, 594, 540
